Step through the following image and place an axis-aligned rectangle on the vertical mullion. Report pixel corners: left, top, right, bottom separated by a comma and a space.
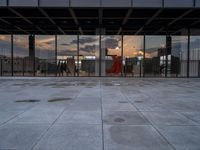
165, 35, 168, 77
77, 34, 79, 77
143, 34, 146, 77
99, 29, 102, 77
11, 34, 13, 76
187, 28, 190, 78
55, 35, 57, 77
121, 34, 123, 77
33, 35, 36, 77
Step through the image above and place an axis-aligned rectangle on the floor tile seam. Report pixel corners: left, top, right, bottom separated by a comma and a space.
100, 80, 105, 150
143, 111, 200, 125
30, 86, 83, 150
180, 113, 200, 124
119, 90, 177, 150
0, 104, 38, 128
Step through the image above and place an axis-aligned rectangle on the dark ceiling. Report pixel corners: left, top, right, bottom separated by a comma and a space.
0, 7, 200, 35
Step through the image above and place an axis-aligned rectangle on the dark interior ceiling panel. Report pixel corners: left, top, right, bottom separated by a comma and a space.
0, 7, 199, 35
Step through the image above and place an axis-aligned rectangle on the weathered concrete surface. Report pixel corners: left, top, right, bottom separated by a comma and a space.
0, 77, 200, 150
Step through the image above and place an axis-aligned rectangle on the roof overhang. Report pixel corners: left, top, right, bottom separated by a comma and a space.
0, 7, 200, 35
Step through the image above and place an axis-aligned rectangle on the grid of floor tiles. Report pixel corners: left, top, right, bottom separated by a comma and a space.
0, 78, 200, 150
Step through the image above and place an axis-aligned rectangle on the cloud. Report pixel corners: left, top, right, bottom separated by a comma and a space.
80, 44, 98, 54
57, 50, 77, 56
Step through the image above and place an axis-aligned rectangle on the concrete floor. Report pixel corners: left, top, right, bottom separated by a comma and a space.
0, 77, 200, 150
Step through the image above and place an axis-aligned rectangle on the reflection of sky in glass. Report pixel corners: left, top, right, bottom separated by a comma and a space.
57, 35, 77, 56
103, 35, 121, 56
146, 36, 166, 58
172, 36, 188, 58
190, 36, 200, 60
79, 35, 99, 56
123, 36, 143, 57
13, 35, 29, 58
35, 35, 55, 59
146, 36, 166, 50
0, 35, 11, 57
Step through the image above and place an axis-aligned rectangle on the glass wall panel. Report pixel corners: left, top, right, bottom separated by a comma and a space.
35, 35, 56, 76
101, 35, 122, 76
57, 35, 78, 77
123, 36, 144, 77
190, 36, 200, 77
79, 35, 99, 76
13, 35, 34, 76
145, 36, 166, 77
170, 36, 188, 77
0, 35, 11, 76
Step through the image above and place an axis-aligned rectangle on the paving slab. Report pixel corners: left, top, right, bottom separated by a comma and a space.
0, 123, 49, 150
33, 124, 102, 150
102, 103, 137, 111
104, 125, 173, 150
12, 107, 64, 124
156, 126, 200, 150
142, 111, 197, 125
56, 111, 101, 124
103, 111, 150, 125
67, 102, 101, 111
0, 111, 22, 125
181, 112, 200, 124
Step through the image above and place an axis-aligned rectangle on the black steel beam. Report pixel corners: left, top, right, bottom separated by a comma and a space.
0, 18, 29, 34
69, 8, 83, 35
172, 18, 200, 35
135, 9, 163, 35
117, 8, 132, 35
99, 8, 103, 26
38, 8, 65, 35
0, 28, 11, 34
8, 8, 47, 34
154, 9, 194, 35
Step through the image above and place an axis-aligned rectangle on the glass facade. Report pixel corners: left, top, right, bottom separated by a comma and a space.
190, 36, 200, 77
123, 36, 144, 77
35, 35, 56, 77
0, 34, 199, 78
0, 35, 11, 76
57, 35, 78, 77
79, 35, 99, 76
102, 35, 122, 77
171, 36, 188, 77
13, 35, 32, 76
145, 36, 166, 77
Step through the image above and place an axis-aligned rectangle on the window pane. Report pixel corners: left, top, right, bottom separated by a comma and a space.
102, 35, 122, 77
123, 36, 144, 77
190, 36, 200, 77
145, 36, 166, 77
0, 35, 11, 76
13, 35, 34, 76
79, 35, 99, 76
57, 35, 78, 77
171, 36, 188, 77
35, 35, 56, 76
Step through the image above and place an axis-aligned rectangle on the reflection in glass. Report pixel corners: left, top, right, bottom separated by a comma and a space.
35, 35, 56, 76
190, 36, 200, 77
171, 36, 188, 77
79, 35, 99, 76
123, 36, 144, 77
13, 35, 34, 76
57, 35, 78, 77
0, 35, 11, 76
145, 36, 166, 77
102, 35, 122, 76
